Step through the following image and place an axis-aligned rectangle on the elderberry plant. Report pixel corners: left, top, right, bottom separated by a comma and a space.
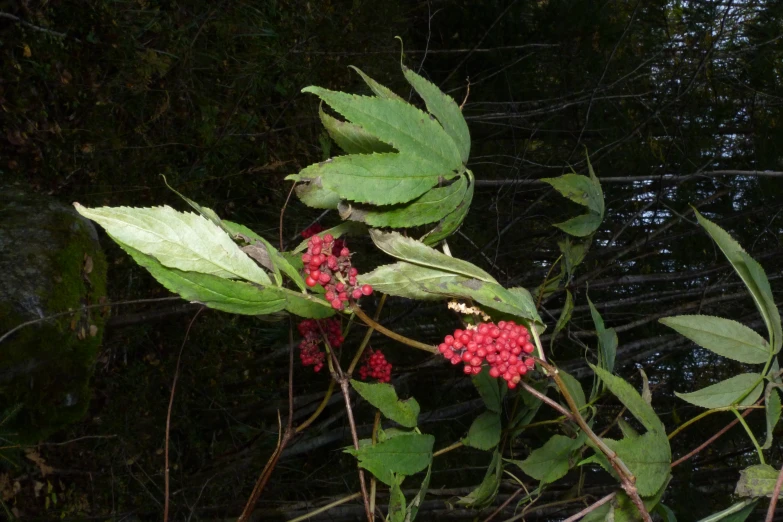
73, 57, 782, 522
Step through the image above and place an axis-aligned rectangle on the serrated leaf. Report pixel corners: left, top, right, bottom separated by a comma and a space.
290, 176, 341, 209
457, 450, 501, 508
348, 65, 404, 101
553, 212, 603, 237
422, 170, 474, 245
302, 87, 462, 173
472, 366, 505, 413
591, 365, 665, 433
463, 411, 501, 450
405, 464, 431, 522
697, 500, 756, 522
75, 204, 271, 285
591, 431, 672, 496
542, 173, 603, 213
345, 433, 434, 486
319, 105, 396, 155
388, 478, 406, 522
402, 65, 470, 165
349, 174, 468, 228
659, 315, 769, 364
370, 230, 497, 282
294, 153, 441, 205
284, 292, 336, 319
161, 175, 223, 227
611, 476, 671, 522
550, 289, 573, 349
350, 380, 420, 427
618, 418, 640, 439
694, 209, 782, 353
735, 464, 783, 498
588, 295, 617, 401
559, 370, 586, 411
763, 386, 781, 449
559, 237, 588, 280
509, 434, 584, 485
675, 373, 763, 409
116, 241, 286, 315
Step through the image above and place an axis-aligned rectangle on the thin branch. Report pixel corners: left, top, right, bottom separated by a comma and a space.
473, 170, 783, 187
351, 305, 437, 354
0, 11, 74, 40
765, 462, 783, 522
562, 492, 617, 522
164, 306, 205, 522
671, 406, 757, 468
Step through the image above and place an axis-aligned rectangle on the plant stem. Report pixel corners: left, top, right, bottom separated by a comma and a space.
562, 492, 617, 522
348, 295, 388, 375
295, 380, 336, 433
287, 492, 363, 522
731, 407, 765, 464
433, 440, 463, 457
671, 405, 757, 468
765, 461, 783, 522
351, 304, 437, 354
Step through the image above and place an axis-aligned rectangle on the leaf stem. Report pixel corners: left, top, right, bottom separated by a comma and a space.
433, 440, 463, 457
287, 492, 363, 522
731, 407, 765, 464
295, 380, 336, 433
351, 303, 437, 354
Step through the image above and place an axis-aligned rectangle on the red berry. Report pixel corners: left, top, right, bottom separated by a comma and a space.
324, 234, 334, 243
352, 289, 363, 299
340, 248, 350, 257
305, 276, 317, 287
331, 298, 342, 309
319, 273, 331, 284
361, 284, 373, 296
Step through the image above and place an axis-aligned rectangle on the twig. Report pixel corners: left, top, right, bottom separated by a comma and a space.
671, 406, 756, 468
0, 11, 75, 40
347, 295, 388, 375
482, 486, 524, 522
287, 492, 362, 522
280, 182, 297, 250
562, 492, 617, 522
164, 306, 205, 522
351, 305, 437, 354
765, 462, 783, 522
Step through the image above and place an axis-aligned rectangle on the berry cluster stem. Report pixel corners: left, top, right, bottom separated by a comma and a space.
351, 304, 437, 354
348, 294, 388, 375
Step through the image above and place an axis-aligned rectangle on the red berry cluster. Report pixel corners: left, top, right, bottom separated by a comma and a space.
300, 223, 324, 238
358, 348, 393, 383
438, 321, 536, 389
301, 234, 373, 310
297, 319, 344, 373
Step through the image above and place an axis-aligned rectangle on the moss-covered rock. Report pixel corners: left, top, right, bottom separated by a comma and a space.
0, 187, 108, 443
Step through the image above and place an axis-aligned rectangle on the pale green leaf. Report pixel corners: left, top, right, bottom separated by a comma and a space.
659, 315, 769, 364
550, 290, 573, 349
675, 373, 763, 409
588, 295, 617, 398
618, 418, 640, 439
694, 210, 782, 353
302, 87, 462, 173
422, 170, 474, 245
600, 432, 671, 496
349, 174, 468, 228
161, 175, 223, 227
457, 450, 501, 508
74, 204, 271, 285
370, 230, 497, 282
405, 464, 431, 522
541, 173, 603, 213
345, 433, 434, 486
350, 380, 420, 427
403, 65, 470, 165
388, 478, 406, 522
295, 153, 441, 205
735, 464, 783, 498
763, 386, 781, 450
290, 176, 341, 209
472, 366, 505, 413
510, 434, 583, 485
591, 365, 665, 433
348, 65, 404, 101
462, 411, 501, 450
559, 237, 588, 280
319, 105, 396, 155
116, 241, 286, 315
697, 500, 757, 522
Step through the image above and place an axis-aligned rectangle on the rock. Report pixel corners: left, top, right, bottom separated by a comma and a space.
0, 187, 108, 443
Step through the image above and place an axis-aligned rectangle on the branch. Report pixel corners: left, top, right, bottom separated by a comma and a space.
473, 170, 783, 188
562, 492, 617, 522
765, 462, 783, 522
0, 11, 75, 40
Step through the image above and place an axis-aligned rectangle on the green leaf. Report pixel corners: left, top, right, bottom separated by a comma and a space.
763, 387, 781, 450
550, 290, 573, 349
348, 174, 468, 228
319, 105, 396, 155
472, 366, 505, 413
588, 296, 617, 394
302, 87, 462, 174
116, 241, 286, 315
388, 478, 407, 522
675, 373, 763, 409
457, 450, 501, 508
462, 411, 501, 450
74, 204, 272, 285
553, 212, 603, 238
735, 464, 783, 498
293, 153, 442, 205
542, 173, 603, 214
559, 370, 586, 411
655, 503, 678, 522
422, 170, 474, 245
603, 432, 671, 496
292, 221, 367, 254
348, 65, 405, 101
618, 418, 640, 440
350, 380, 420, 428
402, 65, 470, 165
559, 237, 588, 280
659, 315, 769, 364
370, 230, 497, 283
345, 433, 434, 486
612, 476, 671, 522
223, 220, 307, 291
694, 209, 782, 353
405, 464, 431, 522
284, 292, 336, 319
697, 500, 757, 522
160, 175, 223, 227
510, 434, 584, 485
291, 177, 341, 209
590, 365, 665, 433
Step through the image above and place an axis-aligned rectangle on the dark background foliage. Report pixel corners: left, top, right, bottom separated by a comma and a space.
1, 0, 782, 519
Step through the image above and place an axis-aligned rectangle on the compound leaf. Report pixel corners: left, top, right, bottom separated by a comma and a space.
510, 434, 584, 485
319, 105, 395, 155
422, 170, 474, 245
